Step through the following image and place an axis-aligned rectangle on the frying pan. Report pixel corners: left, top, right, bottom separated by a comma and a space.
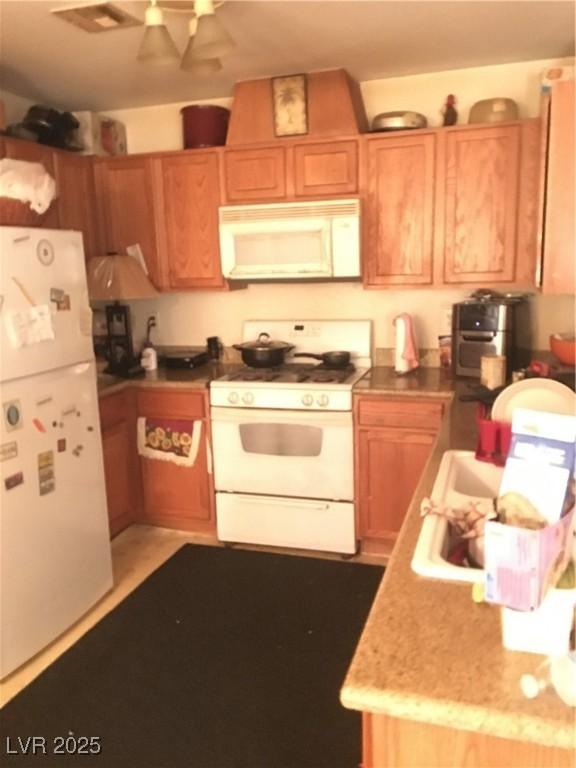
293, 351, 351, 369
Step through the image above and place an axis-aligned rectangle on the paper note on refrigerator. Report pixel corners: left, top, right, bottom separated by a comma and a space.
7, 304, 55, 348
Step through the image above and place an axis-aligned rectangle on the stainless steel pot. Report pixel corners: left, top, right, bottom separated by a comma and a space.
233, 333, 294, 368
371, 111, 428, 132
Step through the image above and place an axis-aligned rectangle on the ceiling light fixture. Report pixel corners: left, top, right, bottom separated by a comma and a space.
180, 0, 234, 71
137, 0, 180, 66
137, 0, 233, 72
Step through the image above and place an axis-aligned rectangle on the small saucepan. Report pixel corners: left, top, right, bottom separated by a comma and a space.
233, 332, 295, 368
293, 351, 351, 369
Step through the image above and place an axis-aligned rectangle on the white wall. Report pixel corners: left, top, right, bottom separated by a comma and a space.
0, 90, 36, 126
105, 57, 573, 153
107, 57, 575, 355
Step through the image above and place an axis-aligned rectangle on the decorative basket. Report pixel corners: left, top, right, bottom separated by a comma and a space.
0, 197, 49, 227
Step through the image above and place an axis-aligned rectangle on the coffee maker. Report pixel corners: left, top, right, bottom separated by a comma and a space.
452, 293, 531, 377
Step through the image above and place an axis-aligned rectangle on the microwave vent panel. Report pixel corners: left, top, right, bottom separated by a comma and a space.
220, 199, 360, 224
51, 3, 143, 33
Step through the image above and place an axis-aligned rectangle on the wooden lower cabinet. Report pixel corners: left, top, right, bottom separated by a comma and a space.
363, 712, 573, 768
136, 389, 215, 533
355, 396, 444, 554
99, 390, 139, 538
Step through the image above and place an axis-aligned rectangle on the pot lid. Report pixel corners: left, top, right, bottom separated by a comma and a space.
235, 332, 294, 351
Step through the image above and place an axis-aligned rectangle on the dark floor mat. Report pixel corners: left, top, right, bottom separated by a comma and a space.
0, 544, 383, 768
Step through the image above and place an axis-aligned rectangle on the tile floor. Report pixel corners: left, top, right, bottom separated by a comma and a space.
0, 525, 385, 706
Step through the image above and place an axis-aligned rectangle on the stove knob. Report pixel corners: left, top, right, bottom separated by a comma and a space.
242, 392, 254, 405
227, 392, 239, 404
317, 394, 330, 408
302, 394, 314, 407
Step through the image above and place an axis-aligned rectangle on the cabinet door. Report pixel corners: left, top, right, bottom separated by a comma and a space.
102, 420, 135, 538
3, 138, 60, 229
441, 125, 520, 284
293, 140, 358, 197
223, 147, 286, 202
357, 427, 435, 551
542, 80, 575, 294
54, 151, 100, 260
99, 390, 138, 538
364, 134, 436, 286
136, 390, 215, 533
157, 152, 225, 289
94, 156, 164, 287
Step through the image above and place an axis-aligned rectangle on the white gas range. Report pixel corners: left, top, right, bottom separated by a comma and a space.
210, 320, 372, 554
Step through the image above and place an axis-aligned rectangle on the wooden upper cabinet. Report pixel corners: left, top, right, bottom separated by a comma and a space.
223, 146, 286, 202
364, 133, 436, 286
293, 140, 358, 197
94, 156, 164, 288
53, 151, 99, 259
3, 138, 60, 229
156, 151, 225, 289
542, 80, 575, 294
441, 124, 520, 284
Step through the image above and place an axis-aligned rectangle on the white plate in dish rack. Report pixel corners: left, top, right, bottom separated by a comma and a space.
491, 378, 576, 423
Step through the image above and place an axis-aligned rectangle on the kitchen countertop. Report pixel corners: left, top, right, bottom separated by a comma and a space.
353, 365, 458, 397
340, 390, 575, 751
98, 363, 461, 398
97, 362, 242, 397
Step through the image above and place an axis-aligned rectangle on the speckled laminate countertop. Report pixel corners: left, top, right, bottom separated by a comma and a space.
354, 365, 457, 397
97, 362, 242, 397
340, 391, 575, 751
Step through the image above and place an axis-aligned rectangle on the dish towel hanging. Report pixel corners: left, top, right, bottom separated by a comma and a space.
137, 417, 202, 467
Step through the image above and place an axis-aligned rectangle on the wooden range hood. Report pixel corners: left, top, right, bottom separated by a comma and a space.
226, 69, 368, 145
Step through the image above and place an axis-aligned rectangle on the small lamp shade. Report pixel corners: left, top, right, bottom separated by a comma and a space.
137, 24, 180, 64
87, 254, 158, 301
190, 13, 235, 59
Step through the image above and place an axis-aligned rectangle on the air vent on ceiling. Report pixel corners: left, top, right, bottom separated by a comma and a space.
51, 3, 142, 33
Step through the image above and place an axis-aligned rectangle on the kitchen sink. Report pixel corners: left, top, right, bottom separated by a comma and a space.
411, 451, 503, 584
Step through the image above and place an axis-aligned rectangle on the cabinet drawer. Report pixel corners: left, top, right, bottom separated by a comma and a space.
99, 391, 131, 431
136, 389, 206, 419
356, 397, 444, 430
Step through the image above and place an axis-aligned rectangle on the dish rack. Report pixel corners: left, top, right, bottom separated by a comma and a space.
475, 403, 512, 466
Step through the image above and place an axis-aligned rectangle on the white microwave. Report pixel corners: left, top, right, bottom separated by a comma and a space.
218, 198, 361, 280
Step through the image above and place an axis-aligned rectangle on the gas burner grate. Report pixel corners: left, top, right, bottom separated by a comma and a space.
229, 369, 283, 382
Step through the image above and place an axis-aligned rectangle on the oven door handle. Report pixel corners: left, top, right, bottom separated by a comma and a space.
210, 406, 352, 427
234, 494, 330, 511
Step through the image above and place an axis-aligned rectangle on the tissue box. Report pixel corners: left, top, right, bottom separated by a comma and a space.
73, 111, 127, 156
484, 408, 576, 611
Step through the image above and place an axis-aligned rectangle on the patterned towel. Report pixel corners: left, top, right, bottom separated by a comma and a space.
137, 417, 202, 467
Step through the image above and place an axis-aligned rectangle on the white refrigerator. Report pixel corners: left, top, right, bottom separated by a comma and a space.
0, 226, 113, 679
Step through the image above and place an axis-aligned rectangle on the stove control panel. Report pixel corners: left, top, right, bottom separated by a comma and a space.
211, 386, 353, 411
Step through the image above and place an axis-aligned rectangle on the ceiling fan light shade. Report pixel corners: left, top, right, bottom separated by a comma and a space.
191, 13, 235, 59
180, 48, 222, 73
137, 24, 180, 64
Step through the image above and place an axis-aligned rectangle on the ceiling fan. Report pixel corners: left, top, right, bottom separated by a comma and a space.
139, 0, 235, 72
52, 1, 235, 73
